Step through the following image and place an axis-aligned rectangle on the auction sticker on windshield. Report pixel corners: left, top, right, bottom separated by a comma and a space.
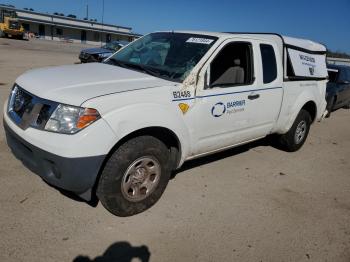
186, 37, 214, 45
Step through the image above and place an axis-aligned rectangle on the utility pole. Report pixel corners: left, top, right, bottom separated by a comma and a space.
102, 0, 104, 25
101, 0, 104, 46
86, 3, 89, 20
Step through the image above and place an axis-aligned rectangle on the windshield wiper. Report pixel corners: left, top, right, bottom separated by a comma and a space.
122, 62, 162, 77
105, 58, 127, 68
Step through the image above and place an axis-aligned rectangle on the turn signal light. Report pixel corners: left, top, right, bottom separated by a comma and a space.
77, 108, 100, 129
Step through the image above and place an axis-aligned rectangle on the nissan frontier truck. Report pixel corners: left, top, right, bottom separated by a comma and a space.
4, 31, 328, 216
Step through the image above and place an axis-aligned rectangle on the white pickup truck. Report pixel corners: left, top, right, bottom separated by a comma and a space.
4, 31, 328, 216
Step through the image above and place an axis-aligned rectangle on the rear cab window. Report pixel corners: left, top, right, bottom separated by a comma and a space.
260, 44, 277, 84
285, 47, 327, 80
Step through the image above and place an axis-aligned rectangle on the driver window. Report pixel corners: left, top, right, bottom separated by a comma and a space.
210, 42, 254, 88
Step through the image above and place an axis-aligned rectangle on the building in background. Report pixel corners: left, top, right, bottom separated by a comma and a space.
327, 57, 350, 66
0, 4, 141, 45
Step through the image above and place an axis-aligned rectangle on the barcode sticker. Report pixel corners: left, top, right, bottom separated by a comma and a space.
186, 37, 214, 45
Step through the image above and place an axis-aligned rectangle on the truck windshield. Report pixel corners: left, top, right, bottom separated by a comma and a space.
105, 32, 217, 82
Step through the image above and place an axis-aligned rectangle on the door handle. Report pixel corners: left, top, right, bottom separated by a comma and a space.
248, 94, 260, 100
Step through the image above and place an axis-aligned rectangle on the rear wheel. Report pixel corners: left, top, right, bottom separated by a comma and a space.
97, 136, 172, 217
0, 30, 4, 38
277, 109, 312, 152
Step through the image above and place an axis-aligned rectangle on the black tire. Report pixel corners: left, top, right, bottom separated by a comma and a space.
278, 109, 312, 152
343, 101, 350, 109
97, 136, 172, 217
0, 30, 4, 38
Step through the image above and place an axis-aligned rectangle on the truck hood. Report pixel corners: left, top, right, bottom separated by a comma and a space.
16, 63, 173, 106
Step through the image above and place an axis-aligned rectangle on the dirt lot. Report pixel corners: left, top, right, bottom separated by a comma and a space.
0, 38, 350, 262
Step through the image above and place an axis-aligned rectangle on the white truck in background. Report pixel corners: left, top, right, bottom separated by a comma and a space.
4, 31, 328, 216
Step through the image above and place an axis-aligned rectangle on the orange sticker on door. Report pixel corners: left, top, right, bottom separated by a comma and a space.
178, 103, 190, 114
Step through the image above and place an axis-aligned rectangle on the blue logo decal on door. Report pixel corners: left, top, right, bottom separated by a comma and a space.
211, 102, 226, 117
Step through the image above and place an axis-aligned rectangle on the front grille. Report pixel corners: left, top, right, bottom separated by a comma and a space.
8, 85, 58, 130
36, 104, 52, 128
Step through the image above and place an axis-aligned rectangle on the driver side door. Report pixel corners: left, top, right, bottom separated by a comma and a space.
191, 38, 283, 156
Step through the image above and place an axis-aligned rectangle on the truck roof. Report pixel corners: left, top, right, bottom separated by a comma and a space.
166, 31, 327, 53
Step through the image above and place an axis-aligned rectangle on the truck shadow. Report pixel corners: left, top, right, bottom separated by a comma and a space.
172, 135, 279, 179
73, 241, 150, 262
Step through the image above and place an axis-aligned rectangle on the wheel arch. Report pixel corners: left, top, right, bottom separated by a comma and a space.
90, 126, 183, 202
277, 96, 320, 135
301, 100, 317, 123
109, 126, 182, 169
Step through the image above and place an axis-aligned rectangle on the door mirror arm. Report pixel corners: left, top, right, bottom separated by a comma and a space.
204, 66, 211, 89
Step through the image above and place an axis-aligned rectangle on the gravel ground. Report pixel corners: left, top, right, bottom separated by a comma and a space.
0, 38, 350, 262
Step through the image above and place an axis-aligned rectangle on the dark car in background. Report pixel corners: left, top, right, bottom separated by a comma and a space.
326, 64, 350, 117
79, 40, 129, 63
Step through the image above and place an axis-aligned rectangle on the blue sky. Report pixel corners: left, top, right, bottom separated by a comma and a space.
2, 0, 350, 53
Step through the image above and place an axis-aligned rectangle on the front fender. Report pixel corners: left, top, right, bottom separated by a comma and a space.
100, 103, 191, 165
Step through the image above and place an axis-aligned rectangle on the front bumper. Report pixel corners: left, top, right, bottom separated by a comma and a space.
4, 29, 23, 36
4, 120, 106, 200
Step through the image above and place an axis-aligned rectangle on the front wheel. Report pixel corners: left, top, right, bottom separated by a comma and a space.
277, 109, 312, 152
97, 136, 172, 217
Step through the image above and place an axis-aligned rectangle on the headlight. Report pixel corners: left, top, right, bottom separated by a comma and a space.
45, 104, 100, 134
